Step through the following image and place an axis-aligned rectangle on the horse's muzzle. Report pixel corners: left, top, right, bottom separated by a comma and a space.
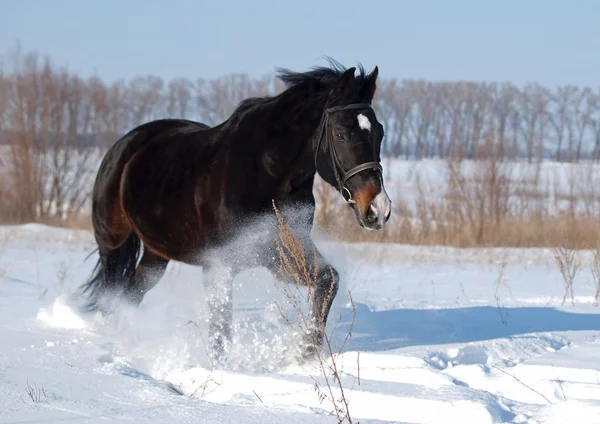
361, 188, 391, 231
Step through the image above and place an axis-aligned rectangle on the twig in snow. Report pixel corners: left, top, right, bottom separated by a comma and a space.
590, 247, 600, 307
549, 360, 567, 401
190, 373, 221, 398
21, 379, 47, 404
490, 365, 552, 404
357, 352, 361, 386
184, 319, 214, 370
493, 260, 509, 325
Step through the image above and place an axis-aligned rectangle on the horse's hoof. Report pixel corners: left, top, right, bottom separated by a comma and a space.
298, 336, 322, 363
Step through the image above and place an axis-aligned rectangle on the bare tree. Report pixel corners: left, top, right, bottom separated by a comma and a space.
408, 81, 436, 159
4, 50, 47, 220
548, 86, 575, 162
2, 50, 96, 222
0, 69, 8, 131
491, 82, 518, 157
432, 99, 450, 158
569, 87, 591, 162
129, 75, 164, 125
85, 76, 111, 145
519, 83, 548, 163
443, 82, 469, 158
166, 77, 194, 118
586, 89, 600, 162
465, 82, 490, 159
375, 79, 411, 157
102, 79, 131, 143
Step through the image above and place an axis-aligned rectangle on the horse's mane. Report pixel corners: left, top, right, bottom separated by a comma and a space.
275, 57, 368, 88
227, 57, 369, 121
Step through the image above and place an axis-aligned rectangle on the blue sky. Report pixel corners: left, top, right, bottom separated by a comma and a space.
1, 0, 598, 88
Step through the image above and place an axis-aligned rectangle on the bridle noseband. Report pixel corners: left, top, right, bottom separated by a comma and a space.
314, 103, 383, 203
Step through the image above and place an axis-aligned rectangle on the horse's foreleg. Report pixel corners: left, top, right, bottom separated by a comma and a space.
264, 241, 340, 360
203, 265, 234, 366
302, 260, 340, 359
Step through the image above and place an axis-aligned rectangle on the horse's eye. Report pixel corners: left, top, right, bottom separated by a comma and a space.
335, 132, 344, 140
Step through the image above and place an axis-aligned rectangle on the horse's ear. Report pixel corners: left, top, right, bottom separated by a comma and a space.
362, 66, 379, 101
333, 67, 356, 93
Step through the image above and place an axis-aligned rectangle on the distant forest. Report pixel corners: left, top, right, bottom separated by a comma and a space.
1, 48, 599, 162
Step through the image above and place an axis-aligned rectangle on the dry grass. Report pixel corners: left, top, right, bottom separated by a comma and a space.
0, 152, 93, 230
0, 153, 92, 230
553, 246, 582, 306
271, 200, 357, 424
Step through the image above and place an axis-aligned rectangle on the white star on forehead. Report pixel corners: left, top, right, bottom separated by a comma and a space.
357, 113, 371, 132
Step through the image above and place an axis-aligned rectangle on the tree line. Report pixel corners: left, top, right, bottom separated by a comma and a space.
1, 48, 600, 163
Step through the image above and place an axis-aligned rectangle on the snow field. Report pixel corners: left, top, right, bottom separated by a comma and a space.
1, 224, 599, 423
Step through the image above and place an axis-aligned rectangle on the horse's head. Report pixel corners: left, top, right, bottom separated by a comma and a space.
314, 66, 391, 231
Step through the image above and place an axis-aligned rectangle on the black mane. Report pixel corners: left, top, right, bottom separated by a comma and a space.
275, 57, 368, 88
226, 58, 373, 122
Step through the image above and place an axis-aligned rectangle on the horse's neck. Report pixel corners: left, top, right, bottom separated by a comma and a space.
257, 90, 328, 184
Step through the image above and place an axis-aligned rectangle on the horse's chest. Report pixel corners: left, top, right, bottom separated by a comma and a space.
274, 178, 293, 198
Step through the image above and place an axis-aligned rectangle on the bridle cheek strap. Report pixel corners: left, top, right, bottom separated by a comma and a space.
314, 103, 383, 204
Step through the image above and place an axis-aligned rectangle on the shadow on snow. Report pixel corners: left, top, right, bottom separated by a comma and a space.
331, 303, 600, 352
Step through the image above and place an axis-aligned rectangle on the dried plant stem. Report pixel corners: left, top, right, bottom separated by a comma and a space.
553, 246, 581, 306
271, 200, 357, 423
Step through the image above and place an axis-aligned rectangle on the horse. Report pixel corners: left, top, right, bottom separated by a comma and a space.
81, 59, 392, 363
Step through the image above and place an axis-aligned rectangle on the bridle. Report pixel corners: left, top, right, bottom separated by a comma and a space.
314, 102, 383, 204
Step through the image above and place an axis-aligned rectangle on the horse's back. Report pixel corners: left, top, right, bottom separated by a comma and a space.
92, 119, 210, 252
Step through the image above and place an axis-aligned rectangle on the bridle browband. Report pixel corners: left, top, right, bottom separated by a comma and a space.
314, 102, 383, 203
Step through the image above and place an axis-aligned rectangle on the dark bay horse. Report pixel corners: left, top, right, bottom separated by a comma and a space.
81, 60, 392, 362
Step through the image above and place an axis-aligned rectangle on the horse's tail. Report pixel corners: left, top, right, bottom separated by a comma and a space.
80, 232, 141, 312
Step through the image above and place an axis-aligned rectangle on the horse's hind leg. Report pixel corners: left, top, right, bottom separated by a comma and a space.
122, 247, 169, 306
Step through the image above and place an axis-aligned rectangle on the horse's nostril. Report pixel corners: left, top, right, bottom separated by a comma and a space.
366, 204, 378, 222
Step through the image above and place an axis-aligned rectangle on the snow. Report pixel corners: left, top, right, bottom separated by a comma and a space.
1, 223, 600, 423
